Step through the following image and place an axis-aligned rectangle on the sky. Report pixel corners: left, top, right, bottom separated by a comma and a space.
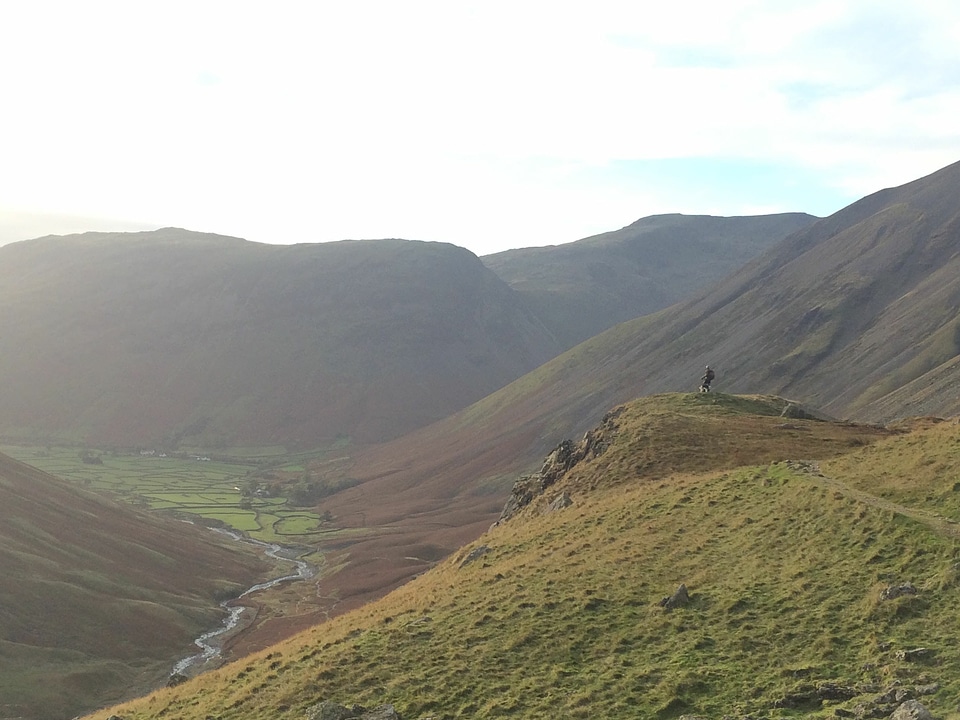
2, 1, 959, 256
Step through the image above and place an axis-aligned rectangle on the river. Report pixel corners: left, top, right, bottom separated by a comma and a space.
171, 528, 315, 677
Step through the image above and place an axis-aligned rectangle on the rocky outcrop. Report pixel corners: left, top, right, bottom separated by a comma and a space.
881, 582, 918, 600
770, 679, 943, 717
890, 700, 935, 720
166, 672, 188, 687
775, 685, 840, 709
548, 491, 573, 512
458, 545, 491, 568
659, 584, 690, 610
495, 408, 622, 525
780, 401, 834, 421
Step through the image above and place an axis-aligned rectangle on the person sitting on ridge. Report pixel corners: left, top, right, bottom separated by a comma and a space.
699, 365, 715, 392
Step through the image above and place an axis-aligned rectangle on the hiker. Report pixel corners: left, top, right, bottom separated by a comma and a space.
699, 365, 715, 392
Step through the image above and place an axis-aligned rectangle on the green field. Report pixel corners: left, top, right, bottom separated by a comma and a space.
0, 445, 345, 545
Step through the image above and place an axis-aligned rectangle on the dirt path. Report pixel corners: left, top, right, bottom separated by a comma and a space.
782, 459, 960, 539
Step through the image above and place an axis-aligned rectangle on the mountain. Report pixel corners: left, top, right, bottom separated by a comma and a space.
85, 394, 960, 719
482, 212, 817, 348
0, 450, 269, 720
14, 160, 960, 716
0, 213, 820, 451
0, 230, 560, 448
450, 158, 960, 439
596, 158, 960, 421
287, 159, 960, 623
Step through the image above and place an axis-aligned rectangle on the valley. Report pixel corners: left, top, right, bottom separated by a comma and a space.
0, 443, 358, 675
1, 160, 960, 719
0, 452, 271, 720
0, 444, 347, 546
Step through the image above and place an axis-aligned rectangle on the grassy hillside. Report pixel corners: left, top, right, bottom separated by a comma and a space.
483, 213, 817, 348
0, 451, 270, 720
0, 230, 559, 448
84, 394, 960, 720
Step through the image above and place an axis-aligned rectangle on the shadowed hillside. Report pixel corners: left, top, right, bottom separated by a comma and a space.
0, 231, 560, 448
483, 212, 817, 348
85, 395, 960, 720
0, 451, 269, 720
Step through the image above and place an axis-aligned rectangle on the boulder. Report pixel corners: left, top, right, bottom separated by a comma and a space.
659, 583, 690, 610
548, 492, 573, 512
895, 648, 931, 662
459, 545, 491, 568
880, 582, 918, 601
890, 700, 935, 720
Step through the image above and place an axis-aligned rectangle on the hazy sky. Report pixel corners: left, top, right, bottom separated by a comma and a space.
2, 1, 959, 255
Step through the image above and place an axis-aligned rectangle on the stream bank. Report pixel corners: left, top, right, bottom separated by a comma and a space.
171, 528, 316, 677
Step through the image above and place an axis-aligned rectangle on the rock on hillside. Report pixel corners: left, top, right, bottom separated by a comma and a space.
495, 406, 623, 524
483, 212, 817, 349
0, 230, 560, 447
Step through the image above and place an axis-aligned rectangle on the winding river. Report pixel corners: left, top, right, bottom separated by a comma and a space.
171, 528, 315, 677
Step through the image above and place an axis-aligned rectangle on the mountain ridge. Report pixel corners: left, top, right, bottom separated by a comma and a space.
0, 231, 561, 448
482, 212, 817, 348
0, 213, 818, 450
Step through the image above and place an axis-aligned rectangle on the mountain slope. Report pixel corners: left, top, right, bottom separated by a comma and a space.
0, 450, 269, 720
482, 212, 817, 348
0, 231, 560, 447
87, 395, 960, 720
287, 160, 960, 620
432, 157, 960, 440
658, 160, 960, 420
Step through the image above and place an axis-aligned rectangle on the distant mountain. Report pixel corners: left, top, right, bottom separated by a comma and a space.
0, 214, 817, 450
0, 450, 267, 720
622, 159, 960, 421
482, 213, 817, 348
300, 159, 960, 617
466, 158, 960, 432
0, 231, 560, 448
